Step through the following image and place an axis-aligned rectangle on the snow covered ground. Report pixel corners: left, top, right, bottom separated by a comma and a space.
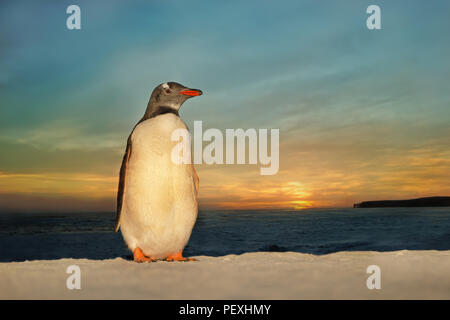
1, 250, 449, 299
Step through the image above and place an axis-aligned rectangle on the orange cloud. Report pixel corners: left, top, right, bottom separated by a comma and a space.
1, 129, 449, 212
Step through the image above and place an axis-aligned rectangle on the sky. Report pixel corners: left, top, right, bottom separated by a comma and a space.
1, 0, 449, 212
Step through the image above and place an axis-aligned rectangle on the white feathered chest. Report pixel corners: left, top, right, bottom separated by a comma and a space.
120, 113, 198, 258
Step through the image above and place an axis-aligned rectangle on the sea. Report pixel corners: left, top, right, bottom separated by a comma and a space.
0, 208, 449, 262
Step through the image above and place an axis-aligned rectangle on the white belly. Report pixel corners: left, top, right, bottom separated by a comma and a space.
120, 114, 198, 258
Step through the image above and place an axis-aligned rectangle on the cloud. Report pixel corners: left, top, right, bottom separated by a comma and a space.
0, 0, 450, 211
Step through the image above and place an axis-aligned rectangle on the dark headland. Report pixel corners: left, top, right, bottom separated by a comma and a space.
353, 196, 450, 208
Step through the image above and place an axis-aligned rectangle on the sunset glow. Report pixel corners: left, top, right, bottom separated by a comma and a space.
1, 1, 449, 212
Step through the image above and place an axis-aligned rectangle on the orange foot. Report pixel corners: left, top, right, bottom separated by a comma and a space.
165, 251, 196, 262
133, 247, 157, 263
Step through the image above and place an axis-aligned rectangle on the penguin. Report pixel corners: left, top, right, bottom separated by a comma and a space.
114, 82, 202, 262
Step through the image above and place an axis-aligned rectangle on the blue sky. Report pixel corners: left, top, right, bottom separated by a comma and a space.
1, 0, 449, 211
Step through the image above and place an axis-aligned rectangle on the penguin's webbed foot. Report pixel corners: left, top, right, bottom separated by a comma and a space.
133, 247, 157, 263
165, 251, 196, 262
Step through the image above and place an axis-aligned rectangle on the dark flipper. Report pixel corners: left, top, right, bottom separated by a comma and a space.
114, 137, 132, 232
192, 165, 199, 197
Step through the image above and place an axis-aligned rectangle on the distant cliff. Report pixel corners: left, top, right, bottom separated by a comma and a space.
353, 196, 450, 208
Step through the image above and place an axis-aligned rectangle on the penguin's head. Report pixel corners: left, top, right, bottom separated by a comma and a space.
147, 82, 203, 113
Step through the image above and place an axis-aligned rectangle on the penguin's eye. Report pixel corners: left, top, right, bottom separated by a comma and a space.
165, 89, 172, 94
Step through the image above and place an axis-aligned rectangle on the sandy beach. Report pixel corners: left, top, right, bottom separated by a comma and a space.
1, 250, 449, 299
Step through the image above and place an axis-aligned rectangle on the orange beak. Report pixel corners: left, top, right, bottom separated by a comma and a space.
179, 89, 203, 96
